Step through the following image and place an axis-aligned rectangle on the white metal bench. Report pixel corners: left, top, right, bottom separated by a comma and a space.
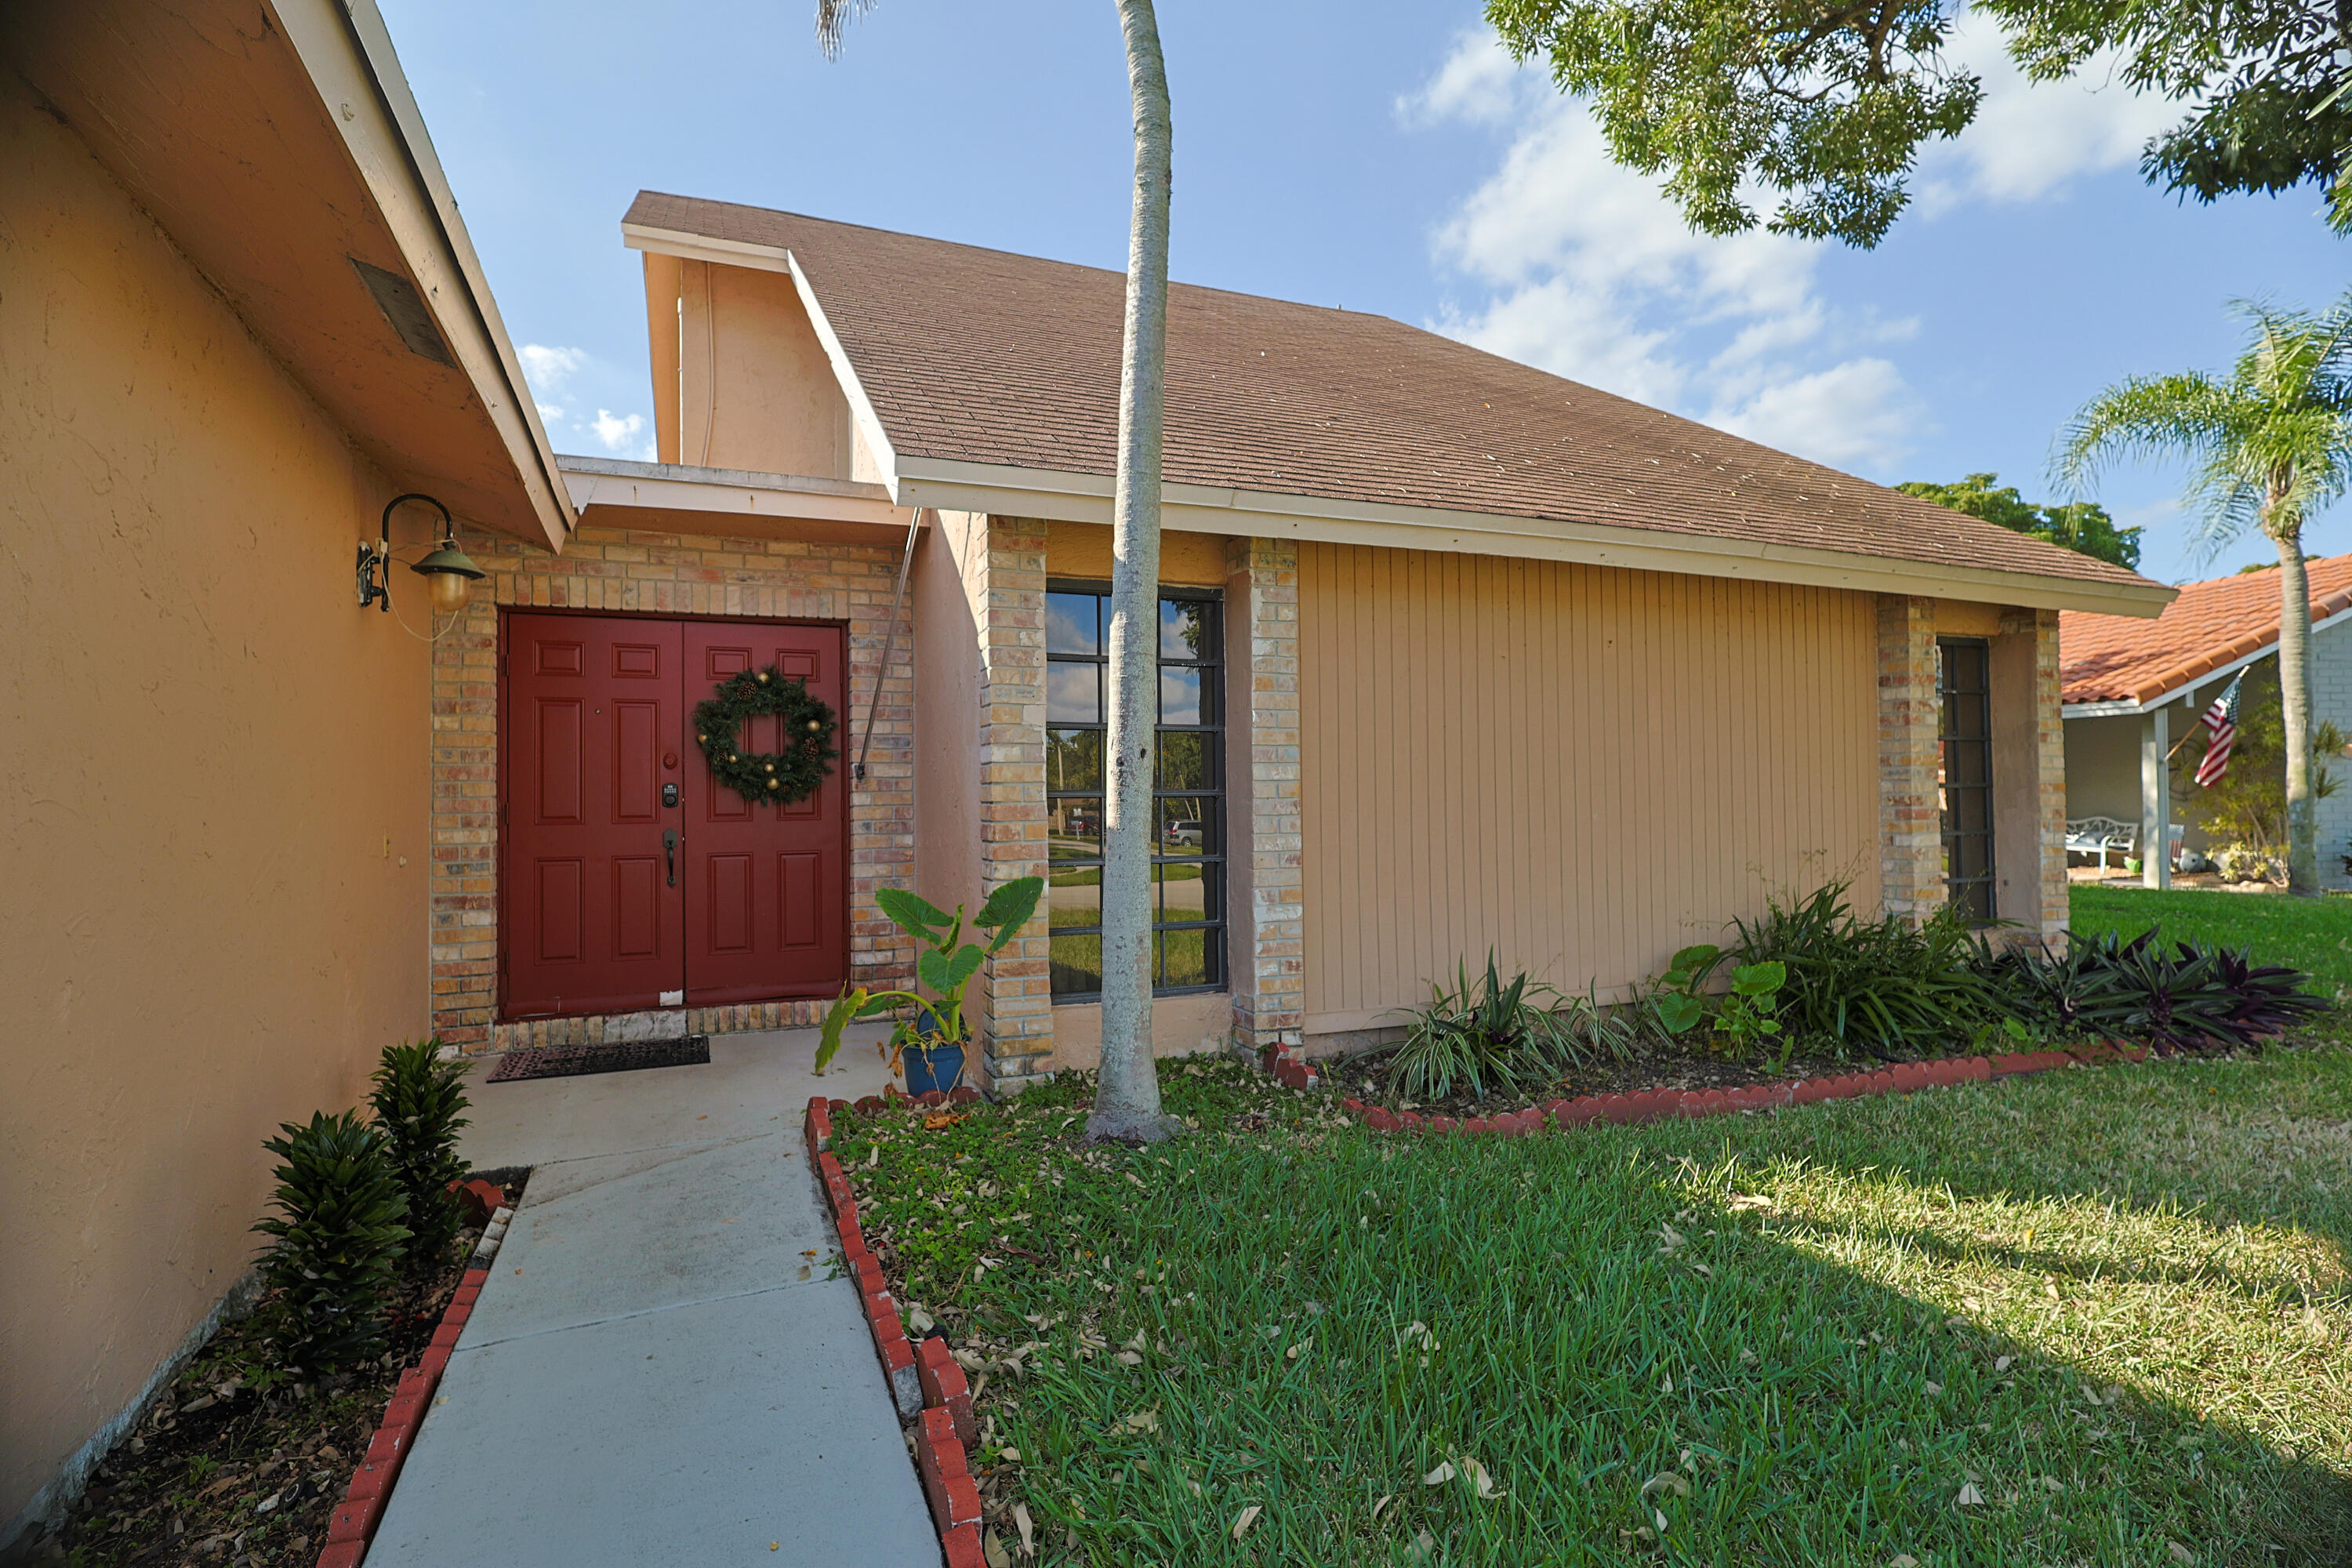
2064, 816, 2137, 869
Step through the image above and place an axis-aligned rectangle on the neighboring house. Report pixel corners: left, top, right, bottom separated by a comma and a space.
2060, 555, 2352, 889
2, 0, 567, 1546
2, 4, 2173, 1537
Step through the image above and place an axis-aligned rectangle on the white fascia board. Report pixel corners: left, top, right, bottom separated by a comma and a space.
2060, 601, 2352, 717
277, 0, 575, 552
894, 455, 2180, 618
620, 223, 905, 495
556, 456, 902, 527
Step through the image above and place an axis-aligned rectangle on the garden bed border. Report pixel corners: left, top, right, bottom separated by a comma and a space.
806, 1087, 989, 1568
311, 1200, 514, 1568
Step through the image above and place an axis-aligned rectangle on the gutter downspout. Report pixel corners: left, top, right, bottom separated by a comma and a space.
854, 509, 923, 783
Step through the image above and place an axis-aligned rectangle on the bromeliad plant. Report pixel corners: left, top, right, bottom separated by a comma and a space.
815, 877, 1046, 1082
252, 1110, 410, 1373
368, 1038, 470, 1269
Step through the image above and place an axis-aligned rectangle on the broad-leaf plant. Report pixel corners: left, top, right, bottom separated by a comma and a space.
815, 877, 1046, 1080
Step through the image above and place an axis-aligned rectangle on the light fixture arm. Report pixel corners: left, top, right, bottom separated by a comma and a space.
358, 492, 452, 612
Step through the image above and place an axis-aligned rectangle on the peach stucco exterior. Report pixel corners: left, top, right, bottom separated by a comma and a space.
1, 69, 435, 1528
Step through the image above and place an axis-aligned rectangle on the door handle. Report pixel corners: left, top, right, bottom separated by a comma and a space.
664, 829, 678, 888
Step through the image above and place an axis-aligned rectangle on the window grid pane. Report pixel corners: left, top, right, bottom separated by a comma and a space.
1047, 584, 1225, 1001
1937, 638, 1997, 925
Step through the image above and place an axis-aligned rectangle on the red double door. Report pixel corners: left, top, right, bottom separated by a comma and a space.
502, 613, 848, 1019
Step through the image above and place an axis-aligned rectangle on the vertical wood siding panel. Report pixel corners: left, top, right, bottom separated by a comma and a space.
1297, 547, 1877, 1026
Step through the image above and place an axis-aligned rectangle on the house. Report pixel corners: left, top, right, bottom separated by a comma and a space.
2060, 554, 2352, 889
425, 193, 2168, 1091
1, 0, 567, 1544
2, 0, 2173, 1535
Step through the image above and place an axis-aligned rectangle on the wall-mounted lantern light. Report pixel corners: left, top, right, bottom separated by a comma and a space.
358, 492, 485, 616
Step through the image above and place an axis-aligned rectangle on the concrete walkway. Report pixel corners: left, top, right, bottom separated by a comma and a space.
365, 1025, 940, 1568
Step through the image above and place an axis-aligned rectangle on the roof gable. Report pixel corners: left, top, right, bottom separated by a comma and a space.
626, 191, 2165, 611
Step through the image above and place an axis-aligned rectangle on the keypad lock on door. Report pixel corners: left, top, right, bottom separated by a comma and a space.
662, 782, 680, 808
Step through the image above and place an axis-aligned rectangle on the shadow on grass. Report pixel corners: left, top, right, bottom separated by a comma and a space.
961, 1058, 2352, 1566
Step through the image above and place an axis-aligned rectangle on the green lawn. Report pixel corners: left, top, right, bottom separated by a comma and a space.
2069, 884, 2352, 1001
836, 1042, 2352, 1566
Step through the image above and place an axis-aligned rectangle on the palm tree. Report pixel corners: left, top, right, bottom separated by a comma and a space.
2056, 296, 2352, 895
818, 0, 1178, 1138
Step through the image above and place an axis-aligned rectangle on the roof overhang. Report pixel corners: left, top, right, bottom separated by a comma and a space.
2062, 601, 2352, 716
624, 219, 2173, 618
558, 456, 914, 546
5, 0, 572, 550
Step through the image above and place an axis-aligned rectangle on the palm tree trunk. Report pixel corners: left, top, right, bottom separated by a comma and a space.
2273, 517, 2321, 894
1088, 0, 1174, 1142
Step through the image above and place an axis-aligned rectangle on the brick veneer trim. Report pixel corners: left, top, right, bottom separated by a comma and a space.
426, 523, 916, 1051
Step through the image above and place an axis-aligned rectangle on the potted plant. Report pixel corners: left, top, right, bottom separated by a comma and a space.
815, 877, 1045, 1094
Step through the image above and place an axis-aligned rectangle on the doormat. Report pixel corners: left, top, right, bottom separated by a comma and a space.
486, 1035, 712, 1083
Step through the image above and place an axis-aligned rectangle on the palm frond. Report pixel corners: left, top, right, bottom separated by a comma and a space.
814, 0, 873, 60
2051, 372, 2238, 498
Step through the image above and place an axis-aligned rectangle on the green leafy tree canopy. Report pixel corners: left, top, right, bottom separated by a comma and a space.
1486, 0, 2352, 248
1896, 473, 2143, 568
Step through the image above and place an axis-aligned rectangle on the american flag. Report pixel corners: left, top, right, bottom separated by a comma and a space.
2194, 671, 2247, 788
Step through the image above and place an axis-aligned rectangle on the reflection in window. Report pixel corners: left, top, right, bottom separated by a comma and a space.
1045, 583, 1225, 999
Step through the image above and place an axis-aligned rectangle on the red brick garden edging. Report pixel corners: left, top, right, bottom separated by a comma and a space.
807, 1088, 989, 1568
1324, 1042, 2148, 1135
313, 1195, 514, 1568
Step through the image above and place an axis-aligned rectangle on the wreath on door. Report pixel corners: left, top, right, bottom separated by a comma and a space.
693, 666, 838, 804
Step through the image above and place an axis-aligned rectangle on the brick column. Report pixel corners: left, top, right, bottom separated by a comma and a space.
1877, 594, 1943, 922
2009, 606, 2068, 938
971, 517, 1054, 1094
1225, 537, 1305, 1055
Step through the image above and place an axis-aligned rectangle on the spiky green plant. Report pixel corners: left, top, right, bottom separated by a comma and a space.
252, 1111, 409, 1371
369, 1038, 472, 1268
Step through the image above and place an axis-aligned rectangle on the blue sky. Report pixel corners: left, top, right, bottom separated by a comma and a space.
382, 0, 2349, 586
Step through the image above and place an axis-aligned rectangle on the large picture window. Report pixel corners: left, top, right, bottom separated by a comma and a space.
1044, 583, 1225, 1000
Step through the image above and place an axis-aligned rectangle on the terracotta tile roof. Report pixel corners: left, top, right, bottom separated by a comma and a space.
2060, 554, 2352, 706
627, 191, 2158, 595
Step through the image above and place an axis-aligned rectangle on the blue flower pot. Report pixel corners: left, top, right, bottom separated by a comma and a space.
903, 1005, 967, 1094
904, 1039, 967, 1096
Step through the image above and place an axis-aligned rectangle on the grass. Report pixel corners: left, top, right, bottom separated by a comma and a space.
2069, 884, 2352, 1003
835, 1044, 2352, 1566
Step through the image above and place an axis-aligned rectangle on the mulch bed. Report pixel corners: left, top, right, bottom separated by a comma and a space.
31, 1171, 527, 1568
1313, 1036, 1958, 1120
485, 1036, 710, 1082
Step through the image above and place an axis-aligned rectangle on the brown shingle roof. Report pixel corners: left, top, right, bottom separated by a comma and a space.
627, 191, 2158, 594
2060, 554, 2352, 706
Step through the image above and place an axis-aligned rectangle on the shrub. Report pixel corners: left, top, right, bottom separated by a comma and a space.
1986, 929, 2324, 1053
368, 1039, 472, 1267
1382, 953, 1595, 1102
1732, 881, 2008, 1052
252, 1111, 409, 1372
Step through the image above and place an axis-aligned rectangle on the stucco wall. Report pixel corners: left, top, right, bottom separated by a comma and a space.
912, 513, 987, 931
1, 77, 430, 1530
2314, 619, 2352, 887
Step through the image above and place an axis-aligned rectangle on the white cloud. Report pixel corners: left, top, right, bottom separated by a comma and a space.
535, 401, 565, 422
1915, 16, 2179, 210
1414, 34, 1923, 474
518, 343, 586, 391
1712, 359, 1919, 471
588, 404, 654, 460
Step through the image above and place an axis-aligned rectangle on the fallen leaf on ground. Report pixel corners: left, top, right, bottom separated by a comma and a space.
1013, 1503, 1034, 1556
1956, 1483, 1984, 1507
1422, 1461, 1456, 1486
1462, 1457, 1506, 1499
1641, 1472, 1691, 1498
1231, 1504, 1261, 1541
2167, 1543, 2193, 1564
1889, 1556, 1918, 1566
1925, 1381, 1944, 1396
1371, 1494, 1394, 1520
1287, 1338, 1312, 1360
1123, 1409, 1160, 1433
1994, 1355, 2015, 1372
924, 1112, 963, 1131
1727, 1193, 1774, 1210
